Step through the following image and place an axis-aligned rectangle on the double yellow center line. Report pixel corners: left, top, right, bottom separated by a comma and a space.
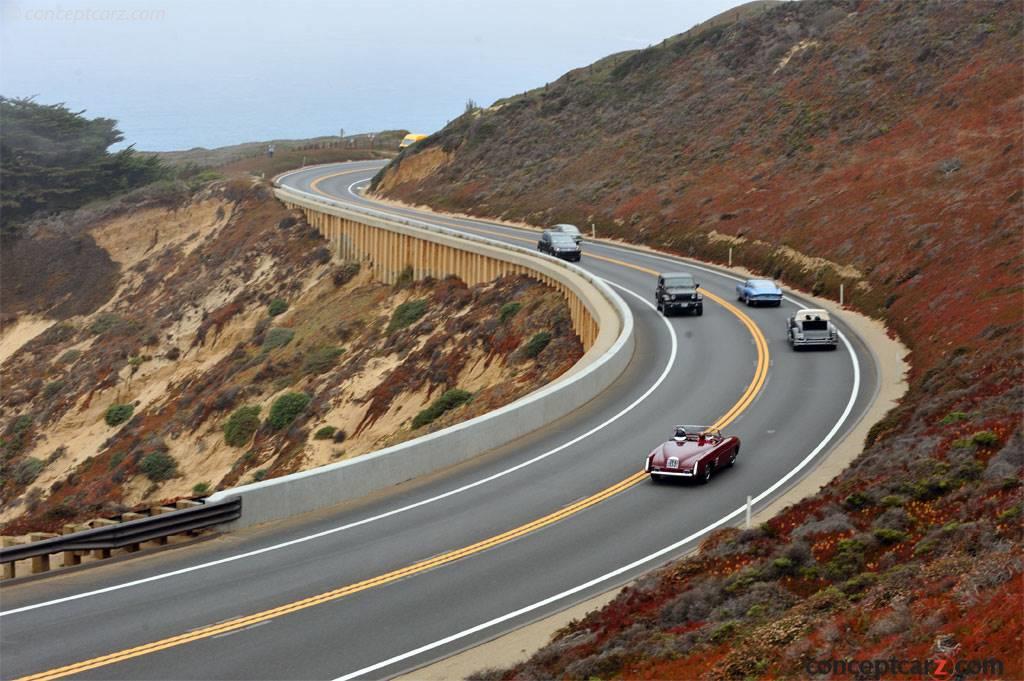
19, 172, 769, 681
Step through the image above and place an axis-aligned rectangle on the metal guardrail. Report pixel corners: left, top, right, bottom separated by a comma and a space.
0, 498, 241, 568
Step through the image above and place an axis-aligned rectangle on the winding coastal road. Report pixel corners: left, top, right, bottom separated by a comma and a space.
0, 161, 878, 681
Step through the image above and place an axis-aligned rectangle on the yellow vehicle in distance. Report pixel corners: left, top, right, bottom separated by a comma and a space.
399, 133, 428, 150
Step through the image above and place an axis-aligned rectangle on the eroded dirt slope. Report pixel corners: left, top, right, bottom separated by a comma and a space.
0, 182, 582, 532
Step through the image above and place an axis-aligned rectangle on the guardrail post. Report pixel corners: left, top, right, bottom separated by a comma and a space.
62, 524, 85, 566
1, 537, 19, 578
29, 533, 58, 573
729, 247, 733, 268
745, 495, 752, 529
840, 283, 845, 306
89, 519, 118, 559
149, 506, 175, 544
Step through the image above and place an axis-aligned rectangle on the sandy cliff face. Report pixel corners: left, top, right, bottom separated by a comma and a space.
0, 181, 582, 532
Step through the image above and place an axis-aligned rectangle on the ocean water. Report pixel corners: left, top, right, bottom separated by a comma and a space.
0, 0, 738, 151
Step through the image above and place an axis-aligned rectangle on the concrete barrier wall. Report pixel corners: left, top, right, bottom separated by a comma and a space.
207, 184, 634, 529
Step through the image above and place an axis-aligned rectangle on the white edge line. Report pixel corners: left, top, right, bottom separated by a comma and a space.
333, 322, 861, 681
0, 285, 675, 618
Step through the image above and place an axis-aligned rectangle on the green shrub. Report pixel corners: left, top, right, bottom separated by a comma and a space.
303, 346, 344, 374
14, 457, 44, 486
880, 495, 904, 507
57, 349, 82, 364
314, 425, 337, 440
412, 389, 472, 429
997, 505, 1020, 521
388, 299, 428, 332
940, 411, 969, 425
772, 557, 795, 573
89, 313, 137, 337
105, 403, 134, 426
43, 380, 65, 398
499, 301, 522, 323
825, 539, 866, 581
223, 406, 261, 446
333, 262, 361, 286
192, 482, 210, 495
261, 327, 295, 351
139, 452, 177, 481
253, 469, 268, 481
843, 492, 873, 510
710, 621, 738, 643
267, 392, 310, 430
394, 265, 415, 289
873, 528, 908, 545
267, 298, 289, 317
521, 331, 552, 358
971, 430, 1000, 447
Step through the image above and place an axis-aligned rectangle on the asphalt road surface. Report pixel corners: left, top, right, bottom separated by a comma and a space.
0, 161, 878, 681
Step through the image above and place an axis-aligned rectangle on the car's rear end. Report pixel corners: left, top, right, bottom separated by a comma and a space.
790, 312, 838, 349
748, 284, 783, 306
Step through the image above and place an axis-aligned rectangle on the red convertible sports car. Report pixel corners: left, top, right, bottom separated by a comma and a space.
644, 426, 740, 483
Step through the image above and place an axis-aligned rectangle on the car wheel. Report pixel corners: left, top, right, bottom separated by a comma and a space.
701, 463, 713, 484
696, 306, 703, 316
727, 446, 739, 467
650, 473, 662, 483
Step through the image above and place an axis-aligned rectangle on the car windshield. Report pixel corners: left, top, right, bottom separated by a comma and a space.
750, 280, 776, 289
551, 235, 576, 245
664, 276, 694, 288
555, 225, 580, 234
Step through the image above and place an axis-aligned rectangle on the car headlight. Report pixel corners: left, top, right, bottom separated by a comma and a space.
696, 294, 703, 301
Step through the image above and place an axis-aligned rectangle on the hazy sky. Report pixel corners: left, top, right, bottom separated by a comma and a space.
1, 0, 742, 150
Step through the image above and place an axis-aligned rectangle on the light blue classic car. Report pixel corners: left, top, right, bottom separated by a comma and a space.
735, 279, 783, 307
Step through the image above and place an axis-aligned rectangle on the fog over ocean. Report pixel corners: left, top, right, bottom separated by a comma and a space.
1, 0, 738, 151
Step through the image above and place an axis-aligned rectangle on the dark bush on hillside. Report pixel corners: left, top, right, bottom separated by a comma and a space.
313, 426, 336, 440
267, 299, 288, 317
57, 349, 82, 364
333, 429, 348, 443
333, 262, 361, 287
104, 403, 134, 426
394, 266, 415, 289
223, 406, 261, 446
139, 452, 177, 481
412, 389, 472, 429
90, 313, 138, 337
499, 301, 522, 323
268, 392, 310, 430
278, 216, 298, 230
388, 299, 428, 333
303, 346, 344, 374
520, 331, 552, 359
14, 457, 45, 486
262, 328, 294, 351
43, 380, 65, 398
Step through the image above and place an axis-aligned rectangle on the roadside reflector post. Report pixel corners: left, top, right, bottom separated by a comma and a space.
728, 247, 733, 268
840, 283, 845, 307
745, 495, 752, 529
591, 223, 596, 239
